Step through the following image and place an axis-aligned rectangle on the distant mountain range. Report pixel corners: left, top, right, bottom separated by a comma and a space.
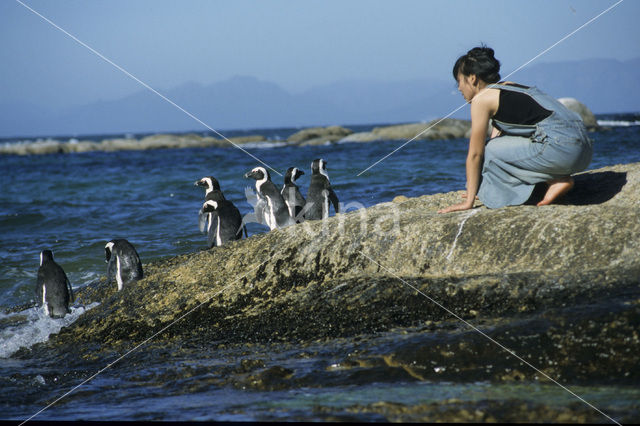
2, 57, 638, 138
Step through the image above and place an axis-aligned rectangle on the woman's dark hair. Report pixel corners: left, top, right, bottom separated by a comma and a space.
453, 46, 501, 84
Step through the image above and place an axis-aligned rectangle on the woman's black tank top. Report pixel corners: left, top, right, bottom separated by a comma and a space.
492, 83, 552, 125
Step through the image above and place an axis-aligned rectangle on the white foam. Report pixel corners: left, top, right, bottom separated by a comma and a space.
0, 302, 99, 358
240, 141, 288, 149
597, 120, 640, 127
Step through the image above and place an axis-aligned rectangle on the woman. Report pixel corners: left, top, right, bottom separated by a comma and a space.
438, 46, 592, 213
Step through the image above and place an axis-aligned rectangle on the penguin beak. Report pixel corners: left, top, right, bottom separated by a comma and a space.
194, 180, 204, 187
243, 171, 254, 179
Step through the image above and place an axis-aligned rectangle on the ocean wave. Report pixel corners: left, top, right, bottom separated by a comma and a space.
239, 141, 289, 149
0, 302, 99, 358
597, 120, 640, 127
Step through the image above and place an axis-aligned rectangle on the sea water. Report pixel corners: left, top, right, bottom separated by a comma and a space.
1, 115, 639, 421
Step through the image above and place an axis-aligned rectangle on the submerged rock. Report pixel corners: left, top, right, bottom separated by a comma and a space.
56, 162, 640, 353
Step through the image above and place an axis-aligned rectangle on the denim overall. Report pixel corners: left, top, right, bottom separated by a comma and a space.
477, 83, 593, 208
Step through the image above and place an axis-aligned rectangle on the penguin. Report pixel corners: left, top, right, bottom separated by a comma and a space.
281, 167, 306, 222
303, 158, 340, 220
201, 199, 245, 247
35, 250, 74, 318
194, 176, 226, 234
105, 239, 143, 291
244, 166, 295, 230
195, 176, 246, 245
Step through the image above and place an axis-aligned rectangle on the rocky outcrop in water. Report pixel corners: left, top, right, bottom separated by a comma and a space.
57, 162, 639, 352
286, 125, 353, 146
340, 119, 472, 143
0, 133, 271, 155
15, 162, 634, 424
1, 95, 599, 155
558, 97, 599, 130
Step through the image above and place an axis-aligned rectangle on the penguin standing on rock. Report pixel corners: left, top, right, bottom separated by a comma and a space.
201, 200, 245, 247
195, 176, 245, 246
194, 176, 226, 234
281, 167, 305, 222
244, 166, 295, 230
105, 239, 143, 291
36, 250, 74, 318
304, 158, 340, 220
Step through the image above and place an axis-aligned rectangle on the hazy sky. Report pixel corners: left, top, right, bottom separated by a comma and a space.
1, 0, 639, 110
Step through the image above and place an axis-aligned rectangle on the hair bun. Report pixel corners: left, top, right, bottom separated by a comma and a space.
468, 46, 494, 59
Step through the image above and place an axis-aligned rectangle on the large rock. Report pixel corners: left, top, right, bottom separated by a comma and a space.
371, 119, 471, 141
338, 119, 473, 144
60, 162, 640, 349
337, 131, 381, 143
287, 125, 353, 145
558, 97, 598, 129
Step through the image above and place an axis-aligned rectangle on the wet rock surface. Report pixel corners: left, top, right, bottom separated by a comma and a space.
54, 162, 639, 346
15, 162, 640, 422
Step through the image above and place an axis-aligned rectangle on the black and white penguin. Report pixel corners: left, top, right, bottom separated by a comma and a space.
194, 176, 226, 233
281, 167, 306, 222
201, 199, 245, 247
105, 239, 143, 291
303, 158, 340, 220
194, 175, 246, 245
35, 250, 74, 318
244, 166, 295, 230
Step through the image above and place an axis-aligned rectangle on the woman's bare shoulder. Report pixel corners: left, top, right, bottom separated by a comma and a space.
472, 87, 500, 115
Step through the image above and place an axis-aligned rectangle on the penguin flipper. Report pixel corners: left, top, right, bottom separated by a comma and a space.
328, 188, 340, 213
244, 186, 259, 207
244, 186, 266, 225
35, 273, 44, 306
198, 208, 207, 233
66, 276, 74, 303
254, 196, 268, 226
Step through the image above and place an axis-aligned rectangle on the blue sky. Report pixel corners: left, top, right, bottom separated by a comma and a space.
1, 0, 638, 110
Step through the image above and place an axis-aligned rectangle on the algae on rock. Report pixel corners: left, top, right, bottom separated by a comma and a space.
58, 162, 640, 348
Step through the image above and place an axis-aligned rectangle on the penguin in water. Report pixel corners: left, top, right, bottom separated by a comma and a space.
194, 176, 246, 246
201, 200, 245, 247
281, 167, 306, 223
244, 166, 295, 230
105, 239, 143, 291
36, 250, 74, 318
304, 158, 340, 220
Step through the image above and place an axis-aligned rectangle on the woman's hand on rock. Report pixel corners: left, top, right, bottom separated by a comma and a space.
460, 192, 479, 200
438, 201, 474, 214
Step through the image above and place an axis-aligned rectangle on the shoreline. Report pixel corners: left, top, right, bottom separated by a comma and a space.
0, 119, 474, 156
0, 99, 620, 156
7, 161, 640, 422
